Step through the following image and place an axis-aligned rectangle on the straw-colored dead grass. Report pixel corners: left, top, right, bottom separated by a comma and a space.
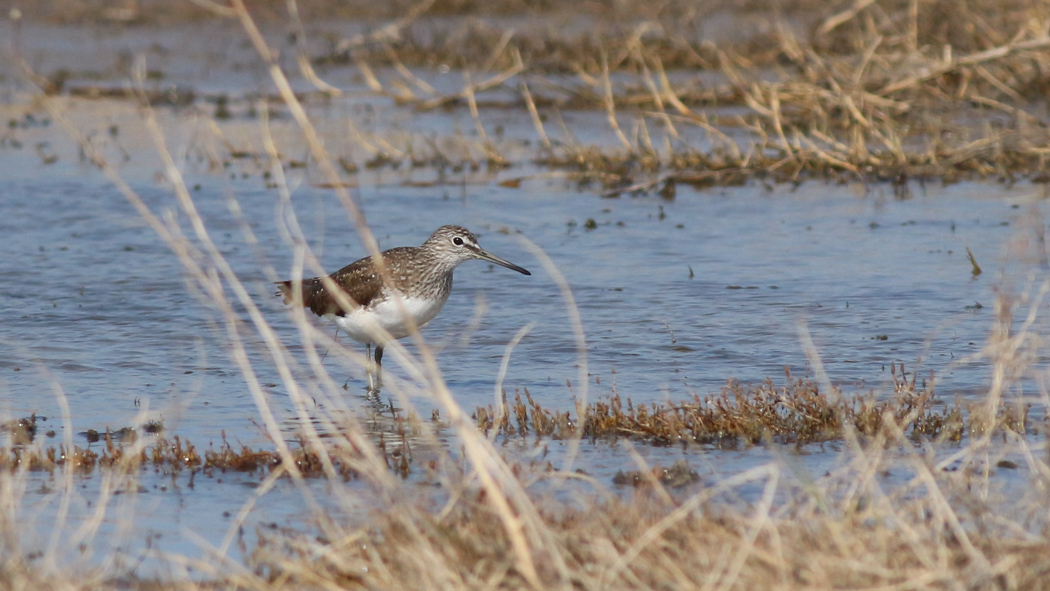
323, 0, 1050, 187
3, 419, 1050, 591
244, 466, 1050, 591
20, 0, 1050, 186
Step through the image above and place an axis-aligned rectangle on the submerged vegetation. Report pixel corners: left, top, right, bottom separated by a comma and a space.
4, 1, 1050, 590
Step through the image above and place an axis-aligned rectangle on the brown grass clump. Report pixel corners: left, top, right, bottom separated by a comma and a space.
14, 0, 1050, 186
324, 0, 1050, 187
0, 443, 99, 473
1, 414, 41, 446
0, 434, 375, 478
17, 1, 1050, 187
475, 364, 998, 447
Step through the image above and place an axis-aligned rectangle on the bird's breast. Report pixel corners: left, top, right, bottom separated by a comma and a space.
333, 289, 451, 344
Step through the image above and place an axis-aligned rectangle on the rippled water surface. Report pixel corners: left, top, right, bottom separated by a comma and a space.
5, 147, 1045, 566
2, 166, 1039, 432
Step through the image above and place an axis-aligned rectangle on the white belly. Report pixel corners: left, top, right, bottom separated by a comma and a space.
331, 294, 448, 344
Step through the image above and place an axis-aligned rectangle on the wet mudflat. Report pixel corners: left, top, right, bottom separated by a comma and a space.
2, 2, 1050, 589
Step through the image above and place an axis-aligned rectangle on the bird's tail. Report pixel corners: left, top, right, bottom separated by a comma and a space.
275, 281, 298, 305
276, 278, 337, 318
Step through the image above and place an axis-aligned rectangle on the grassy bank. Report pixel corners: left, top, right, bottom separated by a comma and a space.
15, 0, 1050, 188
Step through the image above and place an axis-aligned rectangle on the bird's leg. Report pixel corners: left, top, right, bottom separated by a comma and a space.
365, 343, 378, 395
374, 345, 384, 391
323, 328, 339, 363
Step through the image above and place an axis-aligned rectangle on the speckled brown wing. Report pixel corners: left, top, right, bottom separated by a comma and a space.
276, 255, 383, 318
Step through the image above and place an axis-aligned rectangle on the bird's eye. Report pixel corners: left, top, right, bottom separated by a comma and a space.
453, 237, 464, 246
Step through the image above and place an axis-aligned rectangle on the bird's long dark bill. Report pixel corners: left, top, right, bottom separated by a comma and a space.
476, 249, 531, 275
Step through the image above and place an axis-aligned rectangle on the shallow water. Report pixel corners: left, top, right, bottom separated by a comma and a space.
4, 160, 1040, 442
3, 19, 1050, 576
4, 126, 1047, 569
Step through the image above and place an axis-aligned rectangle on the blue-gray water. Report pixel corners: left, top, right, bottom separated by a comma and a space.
4, 148, 1044, 570
2, 168, 1035, 437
